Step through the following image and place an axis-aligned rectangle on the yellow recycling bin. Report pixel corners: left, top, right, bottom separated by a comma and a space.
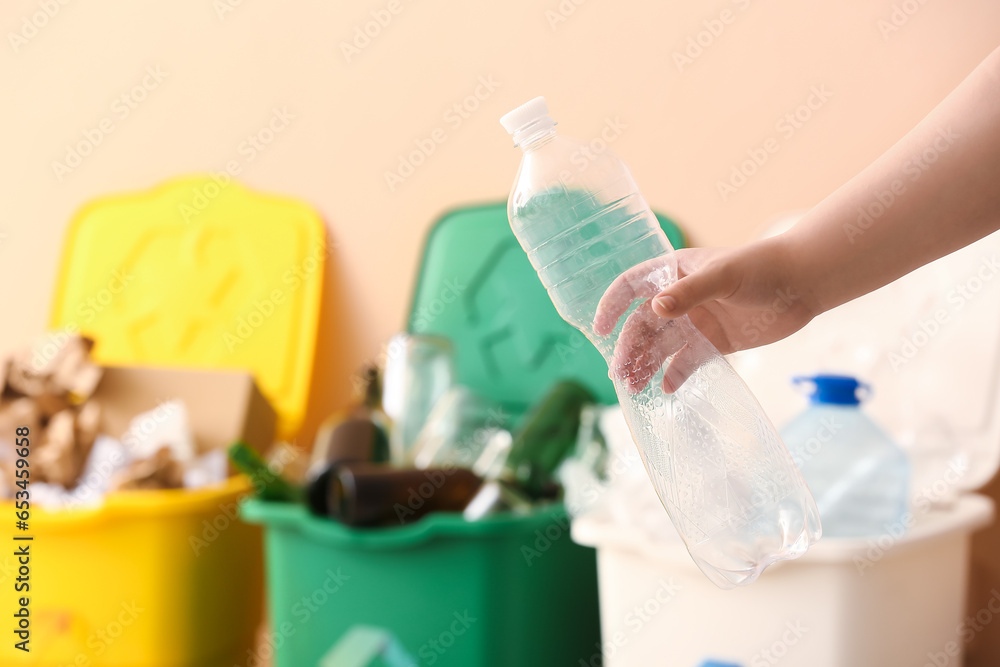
1, 176, 324, 666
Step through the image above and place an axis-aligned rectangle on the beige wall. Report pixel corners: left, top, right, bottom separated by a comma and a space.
2, 0, 998, 440
4, 1, 1000, 664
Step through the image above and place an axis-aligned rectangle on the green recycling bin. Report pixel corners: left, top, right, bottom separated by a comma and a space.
242, 203, 685, 666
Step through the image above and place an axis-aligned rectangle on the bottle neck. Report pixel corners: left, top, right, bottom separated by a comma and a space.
355, 365, 382, 409
514, 117, 557, 151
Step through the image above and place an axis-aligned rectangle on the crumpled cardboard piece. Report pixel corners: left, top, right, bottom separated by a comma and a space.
0, 397, 41, 444
0, 332, 277, 500
51, 336, 103, 402
75, 400, 101, 459
35, 410, 82, 488
4, 333, 103, 404
0, 333, 105, 492
122, 399, 196, 463
93, 366, 275, 456
110, 446, 185, 491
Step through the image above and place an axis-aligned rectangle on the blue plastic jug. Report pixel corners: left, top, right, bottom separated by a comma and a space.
780, 375, 909, 539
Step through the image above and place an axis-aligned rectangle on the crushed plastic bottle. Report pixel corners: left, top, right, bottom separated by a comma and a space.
500, 97, 821, 588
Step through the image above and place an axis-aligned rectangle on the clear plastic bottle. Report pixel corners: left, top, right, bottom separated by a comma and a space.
500, 97, 821, 588
781, 375, 909, 538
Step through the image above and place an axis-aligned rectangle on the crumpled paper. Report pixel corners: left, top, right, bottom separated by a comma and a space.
0, 333, 229, 507
0, 333, 104, 491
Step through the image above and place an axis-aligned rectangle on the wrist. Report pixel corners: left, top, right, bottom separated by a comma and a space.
771, 231, 826, 321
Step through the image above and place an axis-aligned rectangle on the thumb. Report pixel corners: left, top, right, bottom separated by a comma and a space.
651, 262, 737, 319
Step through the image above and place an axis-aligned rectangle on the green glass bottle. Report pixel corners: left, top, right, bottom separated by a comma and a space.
228, 441, 305, 503
501, 380, 596, 498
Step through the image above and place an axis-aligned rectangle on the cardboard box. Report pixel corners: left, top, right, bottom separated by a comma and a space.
92, 365, 276, 455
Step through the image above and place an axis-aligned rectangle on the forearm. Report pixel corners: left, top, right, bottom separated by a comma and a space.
784, 46, 1000, 316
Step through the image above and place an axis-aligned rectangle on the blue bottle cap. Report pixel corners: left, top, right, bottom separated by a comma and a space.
793, 374, 869, 405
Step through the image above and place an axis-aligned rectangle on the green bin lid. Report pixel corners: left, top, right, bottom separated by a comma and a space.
406, 202, 685, 417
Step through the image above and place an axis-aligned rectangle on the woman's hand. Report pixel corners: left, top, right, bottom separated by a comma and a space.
593, 235, 817, 393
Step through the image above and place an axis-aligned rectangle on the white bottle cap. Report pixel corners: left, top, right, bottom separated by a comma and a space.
499, 96, 551, 134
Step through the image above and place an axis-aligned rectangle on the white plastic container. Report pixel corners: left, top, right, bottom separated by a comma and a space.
572, 226, 1000, 667
574, 497, 991, 667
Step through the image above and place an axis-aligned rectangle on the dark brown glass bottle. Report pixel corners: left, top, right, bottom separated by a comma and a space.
310, 365, 391, 473
307, 462, 482, 527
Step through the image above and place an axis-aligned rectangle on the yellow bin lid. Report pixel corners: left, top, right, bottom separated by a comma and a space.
49, 176, 325, 439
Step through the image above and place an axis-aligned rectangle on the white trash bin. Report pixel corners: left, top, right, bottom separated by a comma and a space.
573, 496, 992, 667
